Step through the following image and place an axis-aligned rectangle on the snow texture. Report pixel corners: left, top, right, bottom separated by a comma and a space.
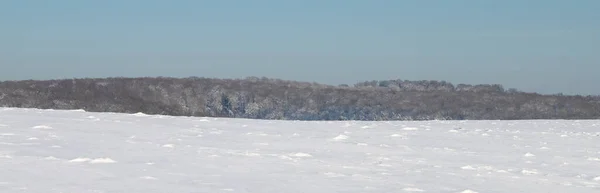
1, 107, 600, 192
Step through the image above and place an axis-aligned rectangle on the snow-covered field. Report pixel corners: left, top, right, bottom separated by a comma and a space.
1, 108, 600, 192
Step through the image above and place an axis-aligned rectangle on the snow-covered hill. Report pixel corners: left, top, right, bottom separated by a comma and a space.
1, 108, 599, 192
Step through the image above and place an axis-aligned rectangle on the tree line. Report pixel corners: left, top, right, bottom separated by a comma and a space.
1, 76, 599, 120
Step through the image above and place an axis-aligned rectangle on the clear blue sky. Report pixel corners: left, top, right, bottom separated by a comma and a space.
1, 0, 599, 95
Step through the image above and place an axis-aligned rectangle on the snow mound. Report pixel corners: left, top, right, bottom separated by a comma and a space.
131, 112, 149, 117
324, 172, 346, 177
521, 169, 538, 175
44, 156, 60, 160
331, 134, 349, 141
402, 127, 419, 131
290, 153, 313, 157
140, 176, 158, 180
461, 165, 476, 170
68, 157, 92, 163
32, 125, 53, 129
587, 157, 600, 161
68, 157, 116, 164
89, 158, 117, 164
162, 144, 175, 148
402, 187, 424, 192
524, 153, 536, 157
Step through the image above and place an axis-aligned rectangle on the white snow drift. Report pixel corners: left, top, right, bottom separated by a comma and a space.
1, 107, 600, 192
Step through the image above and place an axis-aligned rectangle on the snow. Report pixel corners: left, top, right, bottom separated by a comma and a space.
331, 134, 349, 141
31, 125, 53, 129
524, 152, 536, 157
1, 107, 600, 192
68, 157, 92, 163
89, 158, 118, 164
402, 127, 419, 131
289, 152, 313, 157
403, 187, 425, 192
162, 144, 175, 148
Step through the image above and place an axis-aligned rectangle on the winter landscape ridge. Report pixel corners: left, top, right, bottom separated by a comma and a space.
1, 77, 600, 121
1, 107, 600, 192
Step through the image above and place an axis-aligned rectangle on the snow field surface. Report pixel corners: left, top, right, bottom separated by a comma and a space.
1, 107, 600, 192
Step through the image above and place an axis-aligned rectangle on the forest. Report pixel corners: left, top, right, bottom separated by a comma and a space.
1, 76, 599, 120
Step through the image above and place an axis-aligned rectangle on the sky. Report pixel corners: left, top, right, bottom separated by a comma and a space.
1, 0, 599, 95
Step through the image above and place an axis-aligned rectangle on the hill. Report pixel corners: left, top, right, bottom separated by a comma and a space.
1, 77, 599, 120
